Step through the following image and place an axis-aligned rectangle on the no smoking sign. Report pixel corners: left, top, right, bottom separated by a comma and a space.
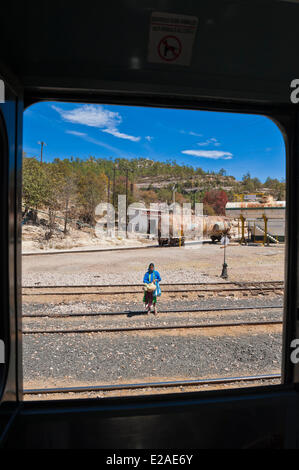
148, 12, 198, 66
158, 35, 182, 62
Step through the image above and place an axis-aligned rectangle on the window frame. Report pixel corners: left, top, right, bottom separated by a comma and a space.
19, 92, 297, 402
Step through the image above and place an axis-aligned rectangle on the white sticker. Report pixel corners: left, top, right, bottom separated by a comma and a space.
148, 12, 198, 66
221, 236, 230, 246
0, 80, 4, 103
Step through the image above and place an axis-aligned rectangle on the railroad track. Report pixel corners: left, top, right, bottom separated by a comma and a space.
22, 304, 283, 319
23, 373, 282, 397
22, 319, 283, 335
22, 280, 284, 297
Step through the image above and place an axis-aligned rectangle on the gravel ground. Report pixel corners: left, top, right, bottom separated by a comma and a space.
22, 309, 283, 332
22, 244, 285, 284
22, 295, 284, 316
23, 328, 282, 388
22, 295, 284, 331
22, 295, 283, 391
22, 243, 285, 399
22, 268, 219, 286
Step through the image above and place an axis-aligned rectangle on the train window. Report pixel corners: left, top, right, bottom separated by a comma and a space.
22, 102, 286, 400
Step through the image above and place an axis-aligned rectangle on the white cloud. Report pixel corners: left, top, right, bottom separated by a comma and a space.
63, 129, 129, 156
197, 138, 221, 147
53, 105, 121, 128
53, 104, 140, 142
182, 150, 233, 160
189, 131, 203, 137
66, 130, 87, 137
145, 136, 154, 142
197, 142, 209, 147
180, 130, 203, 137
102, 128, 141, 142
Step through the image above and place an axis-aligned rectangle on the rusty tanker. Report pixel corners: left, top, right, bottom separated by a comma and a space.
158, 212, 231, 246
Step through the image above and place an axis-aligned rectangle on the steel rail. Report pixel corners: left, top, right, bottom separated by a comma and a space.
22, 319, 283, 335
23, 373, 282, 395
22, 281, 284, 289
22, 286, 284, 296
22, 304, 283, 319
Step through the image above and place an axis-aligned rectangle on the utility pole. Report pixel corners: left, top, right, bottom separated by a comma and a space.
113, 166, 116, 208
126, 169, 129, 200
172, 184, 176, 205
107, 175, 111, 205
125, 168, 134, 238
126, 169, 129, 238
38, 141, 47, 163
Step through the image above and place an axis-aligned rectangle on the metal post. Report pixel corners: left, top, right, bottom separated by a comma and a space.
107, 175, 110, 204
113, 166, 116, 208
172, 184, 176, 205
263, 214, 268, 246
240, 215, 246, 244
178, 216, 184, 247
221, 244, 228, 279
126, 169, 129, 238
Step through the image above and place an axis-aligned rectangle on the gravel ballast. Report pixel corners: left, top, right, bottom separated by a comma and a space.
23, 328, 282, 388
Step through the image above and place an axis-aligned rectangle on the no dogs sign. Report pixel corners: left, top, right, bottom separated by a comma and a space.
148, 12, 198, 66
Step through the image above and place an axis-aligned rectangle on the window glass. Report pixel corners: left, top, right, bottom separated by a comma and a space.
22, 102, 286, 400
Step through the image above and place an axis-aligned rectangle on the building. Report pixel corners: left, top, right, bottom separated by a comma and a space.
225, 196, 285, 243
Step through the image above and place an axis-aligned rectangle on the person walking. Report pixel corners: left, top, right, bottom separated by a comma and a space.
143, 263, 161, 315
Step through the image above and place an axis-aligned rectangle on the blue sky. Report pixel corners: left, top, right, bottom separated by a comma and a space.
23, 102, 286, 182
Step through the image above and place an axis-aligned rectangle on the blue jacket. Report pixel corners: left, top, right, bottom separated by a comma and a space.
143, 270, 161, 284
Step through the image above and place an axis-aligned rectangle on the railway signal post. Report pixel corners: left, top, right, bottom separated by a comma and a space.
220, 235, 230, 279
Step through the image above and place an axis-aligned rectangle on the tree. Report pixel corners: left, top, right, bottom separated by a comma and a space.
241, 172, 261, 193
175, 192, 188, 205
203, 190, 228, 215
156, 188, 173, 205
77, 168, 107, 226
54, 159, 77, 233
43, 163, 65, 238
203, 204, 215, 216
22, 157, 49, 211
139, 190, 159, 205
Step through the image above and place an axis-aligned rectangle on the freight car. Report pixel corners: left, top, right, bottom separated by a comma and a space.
158, 211, 185, 246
